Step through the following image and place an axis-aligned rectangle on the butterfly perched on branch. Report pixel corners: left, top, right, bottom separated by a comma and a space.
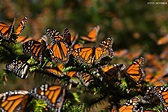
72, 37, 113, 66
126, 57, 146, 84
30, 84, 66, 111
0, 90, 33, 112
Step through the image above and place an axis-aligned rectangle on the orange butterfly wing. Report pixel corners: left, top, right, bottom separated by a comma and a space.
22, 39, 47, 62
119, 97, 144, 112
46, 28, 63, 42
72, 37, 113, 66
81, 25, 100, 42
154, 86, 168, 111
44, 63, 65, 77
16, 36, 32, 44
0, 90, 32, 112
100, 64, 125, 80
0, 18, 15, 40
14, 17, 28, 36
47, 41, 71, 64
126, 57, 145, 84
30, 84, 65, 111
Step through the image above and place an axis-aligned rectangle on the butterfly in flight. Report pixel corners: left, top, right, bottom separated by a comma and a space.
80, 25, 100, 42
72, 37, 113, 66
30, 84, 66, 112
126, 57, 146, 84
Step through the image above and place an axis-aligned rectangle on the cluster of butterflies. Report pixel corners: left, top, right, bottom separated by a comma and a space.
0, 84, 65, 112
0, 17, 168, 111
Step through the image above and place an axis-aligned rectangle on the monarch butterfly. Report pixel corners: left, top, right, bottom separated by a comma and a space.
72, 37, 113, 66
0, 90, 33, 112
144, 73, 165, 86
30, 84, 66, 111
0, 17, 27, 41
16, 35, 33, 44
6, 60, 29, 79
76, 71, 94, 86
44, 63, 65, 77
119, 97, 144, 112
73, 43, 83, 50
45, 28, 63, 42
0, 18, 15, 40
22, 38, 47, 62
114, 49, 128, 57
153, 86, 168, 111
80, 25, 100, 42
46, 28, 72, 64
99, 64, 126, 80
126, 57, 145, 84
157, 35, 168, 45
66, 71, 93, 86
63, 28, 78, 47
47, 40, 71, 64
14, 16, 28, 37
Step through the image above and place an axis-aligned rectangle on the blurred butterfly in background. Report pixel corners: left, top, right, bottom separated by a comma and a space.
0, 90, 33, 112
126, 57, 146, 84
80, 25, 100, 42
157, 35, 168, 45
6, 60, 29, 79
144, 73, 165, 86
72, 37, 113, 66
30, 84, 66, 112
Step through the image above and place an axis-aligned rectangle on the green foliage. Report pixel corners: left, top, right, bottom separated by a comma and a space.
63, 100, 84, 112
31, 99, 47, 112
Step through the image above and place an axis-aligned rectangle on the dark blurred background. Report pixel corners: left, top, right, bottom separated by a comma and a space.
0, 0, 167, 92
